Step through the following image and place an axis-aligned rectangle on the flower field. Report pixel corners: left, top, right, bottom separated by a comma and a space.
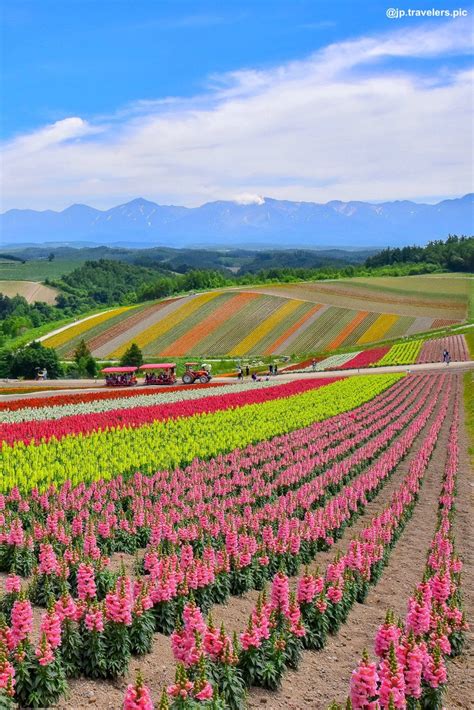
0, 368, 469, 709
417, 335, 470, 364
39, 282, 462, 359
293, 334, 471, 373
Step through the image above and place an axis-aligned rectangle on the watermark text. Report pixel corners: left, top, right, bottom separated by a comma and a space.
386, 7, 468, 18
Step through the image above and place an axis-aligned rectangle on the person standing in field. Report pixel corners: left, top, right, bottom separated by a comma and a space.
237, 366, 243, 381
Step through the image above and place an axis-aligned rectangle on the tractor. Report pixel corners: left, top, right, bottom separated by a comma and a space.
182, 362, 212, 385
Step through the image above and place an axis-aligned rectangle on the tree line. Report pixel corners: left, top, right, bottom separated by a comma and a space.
365, 235, 473, 271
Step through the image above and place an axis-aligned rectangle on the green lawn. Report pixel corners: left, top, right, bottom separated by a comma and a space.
0, 259, 82, 281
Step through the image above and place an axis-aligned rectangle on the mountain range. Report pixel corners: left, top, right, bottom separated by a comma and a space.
1, 194, 473, 249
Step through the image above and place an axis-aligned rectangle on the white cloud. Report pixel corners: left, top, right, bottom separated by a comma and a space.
233, 194, 265, 205
1, 18, 473, 211
5, 117, 100, 153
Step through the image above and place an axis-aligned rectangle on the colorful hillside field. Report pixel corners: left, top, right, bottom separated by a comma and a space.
38, 277, 468, 358
0, 370, 468, 709
244, 274, 470, 319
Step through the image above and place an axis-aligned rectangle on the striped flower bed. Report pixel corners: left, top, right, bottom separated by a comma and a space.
417, 334, 469, 363
357, 313, 400, 345
377, 340, 423, 366
339, 346, 390, 369
309, 352, 360, 371
0, 377, 345, 446
42, 307, 133, 350
0, 375, 398, 493
111, 293, 219, 358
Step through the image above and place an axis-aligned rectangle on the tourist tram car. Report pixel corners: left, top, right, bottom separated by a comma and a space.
102, 366, 137, 387
139, 363, 177, 385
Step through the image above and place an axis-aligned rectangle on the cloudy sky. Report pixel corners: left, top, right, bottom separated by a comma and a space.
1, 0, 473, 211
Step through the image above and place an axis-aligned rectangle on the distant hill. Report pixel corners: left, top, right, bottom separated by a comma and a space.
2, 194, 473, 248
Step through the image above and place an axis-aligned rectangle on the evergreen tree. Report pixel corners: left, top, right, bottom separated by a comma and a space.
84, 355, 98, 378
120, 343, 143, 367
74, 338, 91, 364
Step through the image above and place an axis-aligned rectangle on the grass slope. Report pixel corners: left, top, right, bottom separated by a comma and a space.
0, 259, 81, 281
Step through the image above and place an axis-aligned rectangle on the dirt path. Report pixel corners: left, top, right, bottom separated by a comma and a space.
245, 378, 458, 709
1, 362, 473, 400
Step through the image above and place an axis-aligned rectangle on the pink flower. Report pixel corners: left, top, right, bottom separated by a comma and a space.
40, 609, 62, 649
0, 652, 15, 695
406, 592, 431, 637
327, 583, 343, 604
240, 617, 262, 650
350, 651, 379, 710
35, 634, 55, 666
38, 542, 60, 575
378, 644, 406, 709
203, 624, 225, 659
404, 641, 423, 699
4, 574, 21, 595
315, 594, 328, 614
55, 593, 77, 622
182, 602, 206, 635
271, 572, 290, 613
11, 598, 33, 646
297, 574, 316, 604
77, 563, 97, 601
375, 613, 401, 658
194, 680, 213, 701
105, 590, 133, 625
423, 646, 447, 689
84, 606, 104, 633
123, 674, 154, 710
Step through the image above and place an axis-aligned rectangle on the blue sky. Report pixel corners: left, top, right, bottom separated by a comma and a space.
1, 0, 473, 210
